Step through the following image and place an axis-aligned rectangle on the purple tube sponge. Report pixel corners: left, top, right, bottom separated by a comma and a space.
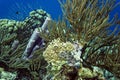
22, 17, 51, 60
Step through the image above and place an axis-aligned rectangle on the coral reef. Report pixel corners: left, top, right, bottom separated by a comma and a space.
43, 38, 105, 80
40, 0, 120, 79
0, 9, 49, 79
0, 0, 120, 80
0, 9, 50, 43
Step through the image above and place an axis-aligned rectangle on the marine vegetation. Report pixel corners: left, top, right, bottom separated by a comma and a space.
40, 0, 120, 79
0, 0, 120, 80
0, 9, 49, 80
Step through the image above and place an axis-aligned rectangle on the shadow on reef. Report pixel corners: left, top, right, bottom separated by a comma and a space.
0, 0, 120, 80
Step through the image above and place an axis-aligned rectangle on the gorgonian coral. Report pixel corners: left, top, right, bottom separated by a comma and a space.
40, 0, 120, 79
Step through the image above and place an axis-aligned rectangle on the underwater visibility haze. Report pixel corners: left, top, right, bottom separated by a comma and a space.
0, 0, 120, 80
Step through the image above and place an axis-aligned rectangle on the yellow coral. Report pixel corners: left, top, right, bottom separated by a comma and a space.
78, 67, 105, 80
43, 38, 74, 70
78, 67, 97, 78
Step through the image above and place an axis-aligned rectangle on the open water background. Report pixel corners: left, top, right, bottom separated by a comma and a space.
0, 0, 120, 31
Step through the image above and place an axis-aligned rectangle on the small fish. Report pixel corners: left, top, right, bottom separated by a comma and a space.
15, 11, 20, 14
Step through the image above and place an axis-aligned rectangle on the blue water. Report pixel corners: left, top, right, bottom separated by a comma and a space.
0, 0, 120, 28
0, 0, 62, 20
0, 0, 120, 20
